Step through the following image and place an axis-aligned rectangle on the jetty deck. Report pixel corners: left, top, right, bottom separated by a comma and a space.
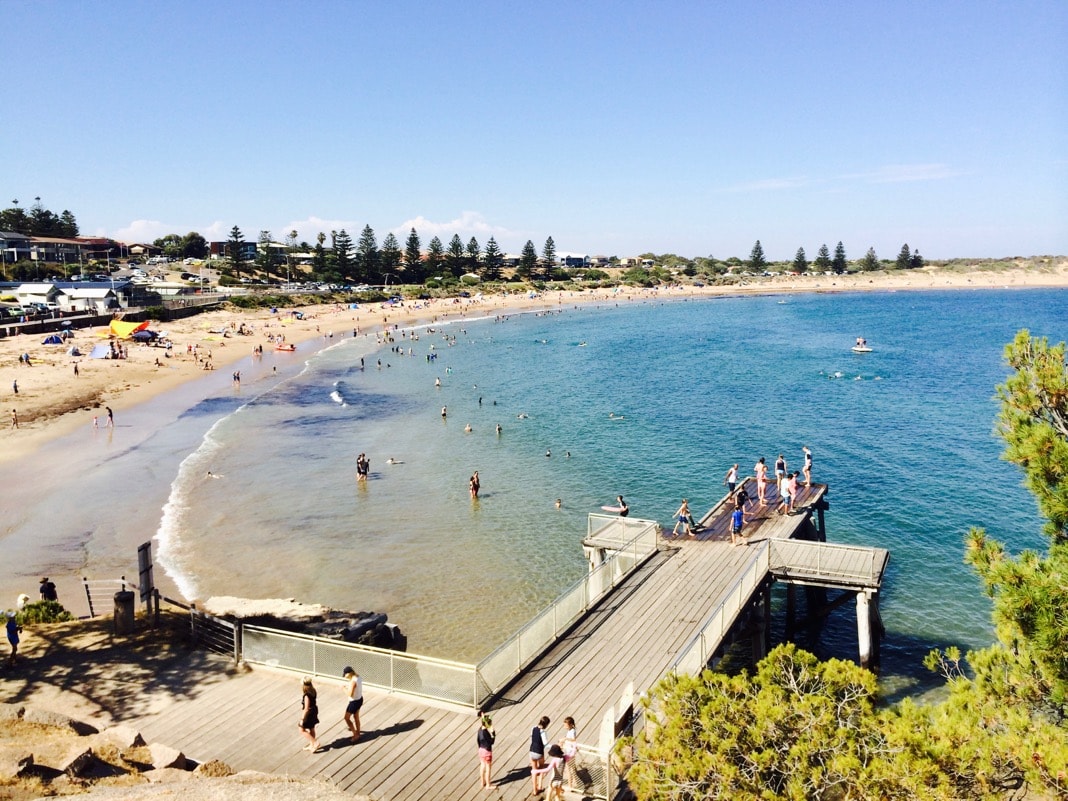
133, 480, 887, 800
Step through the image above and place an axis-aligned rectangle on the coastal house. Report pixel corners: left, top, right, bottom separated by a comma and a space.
558, 253, 589, 268
61, 286, 120, 314
14, 282, 64, 307
208, 240, 257, 261
27, 236, 83, 265
0, 230, 32, 264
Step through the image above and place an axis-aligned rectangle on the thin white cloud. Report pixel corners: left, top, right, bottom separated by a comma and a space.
726, 177, 812, 193
394, 211, 513, 242
844, 163, 961, 183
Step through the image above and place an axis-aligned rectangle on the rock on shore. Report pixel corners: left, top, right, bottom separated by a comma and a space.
202, 596, 406, 651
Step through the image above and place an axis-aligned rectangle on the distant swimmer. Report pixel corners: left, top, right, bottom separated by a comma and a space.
441, 406, 447, 419
435, 377, 441, 387
495, 423, 502, 435
464, 423, 473, 433
555, 498, 562, 509
206, 471, 223, 479
386, 457, 403, 465
545, 449, 551, 458
517, 413, 528, 419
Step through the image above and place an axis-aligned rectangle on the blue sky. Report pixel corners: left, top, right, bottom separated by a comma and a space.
3, 1, 1065, 260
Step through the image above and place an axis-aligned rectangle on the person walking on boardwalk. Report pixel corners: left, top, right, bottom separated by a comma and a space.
730, 504, 747, 546
532, 744, 566, 801
724, 464, 739, 496
297, 677, 320, 752
802, 446, 813, 487
529, 715, 551, 795
672, 499, 692, 538
342, 666, 363, 742
560, 716, 581, 790
754, 457, 768, 505
477, 714, 496, 789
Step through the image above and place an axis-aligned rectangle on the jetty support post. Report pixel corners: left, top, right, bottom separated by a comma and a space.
856, 590, 878, 670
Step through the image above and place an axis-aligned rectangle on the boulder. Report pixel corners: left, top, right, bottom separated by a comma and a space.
0, 704, 24, 723
96, 724, 146, 750
147, 766, 192, 783
148, 742, 187, 771
23, 707, 98, 735
0, 748, 34, 779
60, 745, 96, 777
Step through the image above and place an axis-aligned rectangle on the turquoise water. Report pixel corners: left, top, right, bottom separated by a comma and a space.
147, 288, 1062, 684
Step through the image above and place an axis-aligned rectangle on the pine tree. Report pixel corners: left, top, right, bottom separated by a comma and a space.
542, 236, 557, 280
832, 241, 847, 274
381, 232, 401, 278
227, 225, 246, 279
446, 234, 465, 277
425, 236, 445, 279
333, 229, 353, 280
58, 210, 79, 238
815, 243, 831, 272
896, 244, 912, 270
792, 246, 808, 274
465, 237, 481, 275
859, 246, 879, 272
518, 240, 538, 279
748, 240, 767, 272
909, 250, 925, 270
356, 224, 379, 283
403, 228, 424, 283
482, 237, 503, 281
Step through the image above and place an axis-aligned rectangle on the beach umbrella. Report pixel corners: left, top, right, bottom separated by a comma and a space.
131, 330, 157, 342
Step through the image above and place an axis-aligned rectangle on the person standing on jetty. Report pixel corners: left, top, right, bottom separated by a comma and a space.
529, 715, 551, 795
342, 666, 363, 743
774, 454, 787, 495
298, 677, 320, 752
754, 458, 768, 505
802, 446, 813, 487
724, 463, 739, 496
477, 714, 496, 789
671, 499, 692, 537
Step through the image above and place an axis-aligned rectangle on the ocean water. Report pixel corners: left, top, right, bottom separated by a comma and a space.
146, 288, 1063, 682
4, 288, 1062, 690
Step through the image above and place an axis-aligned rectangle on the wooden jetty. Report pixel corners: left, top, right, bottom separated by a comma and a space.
132, 479, 889, 800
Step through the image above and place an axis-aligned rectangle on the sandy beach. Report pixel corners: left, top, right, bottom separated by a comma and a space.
4, 261, 1066, 466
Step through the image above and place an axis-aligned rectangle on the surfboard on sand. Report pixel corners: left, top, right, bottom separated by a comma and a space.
601, 505, 625, 513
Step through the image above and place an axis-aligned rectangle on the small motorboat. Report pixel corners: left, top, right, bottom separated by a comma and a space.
852, 338, 872, 353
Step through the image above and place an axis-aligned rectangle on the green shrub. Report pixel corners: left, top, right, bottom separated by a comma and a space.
17, 600, 75, 625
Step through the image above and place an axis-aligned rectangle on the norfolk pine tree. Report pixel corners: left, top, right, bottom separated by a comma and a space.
425, 236, 445, 278
403, 228, 423, 280
482, 237, 503, 281
446, 234, 465, 277
814, 243, 831, 272
227, 225, 246, 279
896, 244, 912, 270
381, 232, 401, 278
517, 240, 538, 279
542, 236, 556, 280
859, 246, 880, 272
792, 246, 808, 274
832, 241, 847, 274
356, 225, 379, 284
748, 240, 766, 272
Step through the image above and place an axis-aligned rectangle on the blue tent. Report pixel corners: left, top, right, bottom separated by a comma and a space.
42, 334, 63, 345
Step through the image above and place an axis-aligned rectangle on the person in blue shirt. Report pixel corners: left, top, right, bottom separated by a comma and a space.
730, 506, 746, 546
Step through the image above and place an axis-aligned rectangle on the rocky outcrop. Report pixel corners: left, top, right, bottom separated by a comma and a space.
202, 596, 406, 650
148, 742, 187, 770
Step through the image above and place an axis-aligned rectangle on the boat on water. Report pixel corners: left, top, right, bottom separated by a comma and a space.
852, 337, 872, 353
275, 343, 296, 352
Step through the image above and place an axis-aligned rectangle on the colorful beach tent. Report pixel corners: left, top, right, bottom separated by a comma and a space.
108, 320, 150, 339
42, 334, 64, 345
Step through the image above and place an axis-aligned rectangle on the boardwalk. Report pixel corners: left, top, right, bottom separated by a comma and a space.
133, 481, 885, 800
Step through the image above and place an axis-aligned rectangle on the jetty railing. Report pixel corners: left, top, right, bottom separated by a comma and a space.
241, 625, 480, 708
81, 576, 129, 618
475, 517, 661, 706
768, 539, 885, 586
670, 542, 772, 676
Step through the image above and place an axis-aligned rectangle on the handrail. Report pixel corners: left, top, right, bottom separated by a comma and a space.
768, 539, 886, 585
475, 516, 661, 705
668, 541, 771, 676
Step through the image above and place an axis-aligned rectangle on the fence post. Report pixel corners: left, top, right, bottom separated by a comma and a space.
234, 621, 242, 664
152, 588, 161, 627
82, 577, 94, 618
190, 603, 198, 644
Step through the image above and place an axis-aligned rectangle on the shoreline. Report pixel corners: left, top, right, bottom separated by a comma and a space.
4, 263, 1066, 464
